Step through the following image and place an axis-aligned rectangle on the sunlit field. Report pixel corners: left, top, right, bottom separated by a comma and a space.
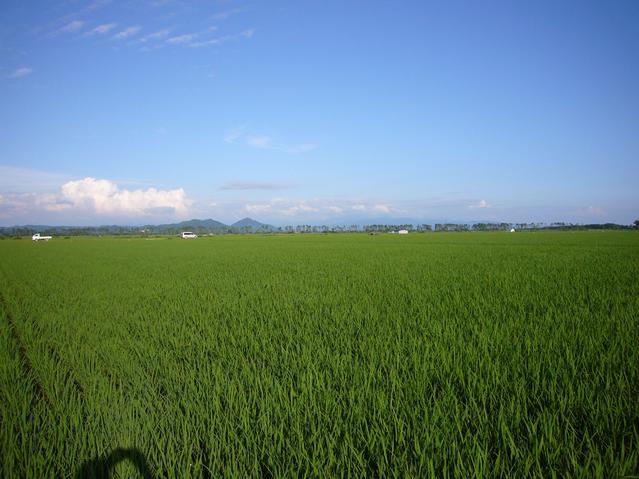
1, 232, 638, 477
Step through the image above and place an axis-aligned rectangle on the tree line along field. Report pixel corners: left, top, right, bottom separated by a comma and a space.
0, 232, 638, 478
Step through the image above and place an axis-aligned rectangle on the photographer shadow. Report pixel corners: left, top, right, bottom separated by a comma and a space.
76, 448, 154, 479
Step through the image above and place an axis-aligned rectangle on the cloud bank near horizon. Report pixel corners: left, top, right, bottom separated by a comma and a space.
0, 167, 631, 226
59, 177, 189, 217
0, 172, 190, 222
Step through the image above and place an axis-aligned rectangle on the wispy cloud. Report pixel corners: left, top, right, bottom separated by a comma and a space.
166, 33, 197, 44
189, 29, 254, 48
59, 20, 85, 34
219, 181, 293, 191
218, 198, 398, 221
245, 135, 317, 154
46, 0, 111, 37
224, 125, 247, 143
246, 136, 272, 149
149, 0, 180, 6
113, 26, 141, 40
137, 27, 253, 49
140, 29, 171, 42
6, 67, 33, 79
85, 0, 112, 13
211, 8, 244, 21
281, 143, 318, 154
85, 23, 117, 36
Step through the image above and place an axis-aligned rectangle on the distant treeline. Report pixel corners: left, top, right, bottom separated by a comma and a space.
0, 224, 275, 237
0, 221, 637, 237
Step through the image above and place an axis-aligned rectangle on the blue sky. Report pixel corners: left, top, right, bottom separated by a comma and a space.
1, 0, 638, 226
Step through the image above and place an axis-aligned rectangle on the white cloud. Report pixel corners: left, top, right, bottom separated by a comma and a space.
187, 197, 420, 224
237, 199, 390, 219
469, 199, 491, 209
245, 203, 272, 213
246, 136, 272, 149
372, 204, 392, 214
189, 29, 254, 48
59, 177, 189, 216
6, 67, 33, 79
85, 0, 111, 13
140, 29, 171, 42
227, 127, 315, 154
166, 33, 197, 44
281, 202, 319, 216
189, 39, 217, 48
245, 135, 317, 154
224, 125, 246, 143
60, 20, 85, 33
113, 26, 141, 40
211, 8, 244, 21
149, 0, 178, 6
39, 194, 72, 212
85, 23, 117, 35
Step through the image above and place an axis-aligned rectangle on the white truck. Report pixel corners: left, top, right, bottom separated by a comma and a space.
32, 233, 52, 241
180, 231, 198, 239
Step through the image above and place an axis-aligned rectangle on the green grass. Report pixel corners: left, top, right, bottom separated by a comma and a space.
1, 232, 638, 478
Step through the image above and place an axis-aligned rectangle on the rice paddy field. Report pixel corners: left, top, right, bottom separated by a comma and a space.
1, 231, 638, 478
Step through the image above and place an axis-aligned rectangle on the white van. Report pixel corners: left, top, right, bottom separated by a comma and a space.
180, 231, 198, 239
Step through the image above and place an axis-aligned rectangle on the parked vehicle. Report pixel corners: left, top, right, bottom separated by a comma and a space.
32, 233, 53, 241
181, 232, 198, 239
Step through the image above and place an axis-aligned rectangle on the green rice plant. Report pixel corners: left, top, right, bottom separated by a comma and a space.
0, 231, 638, 477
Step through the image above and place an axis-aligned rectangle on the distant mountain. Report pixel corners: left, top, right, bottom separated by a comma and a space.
0, 217, 278, 236
155, 218, 227, 231
231, 217, 276, 232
